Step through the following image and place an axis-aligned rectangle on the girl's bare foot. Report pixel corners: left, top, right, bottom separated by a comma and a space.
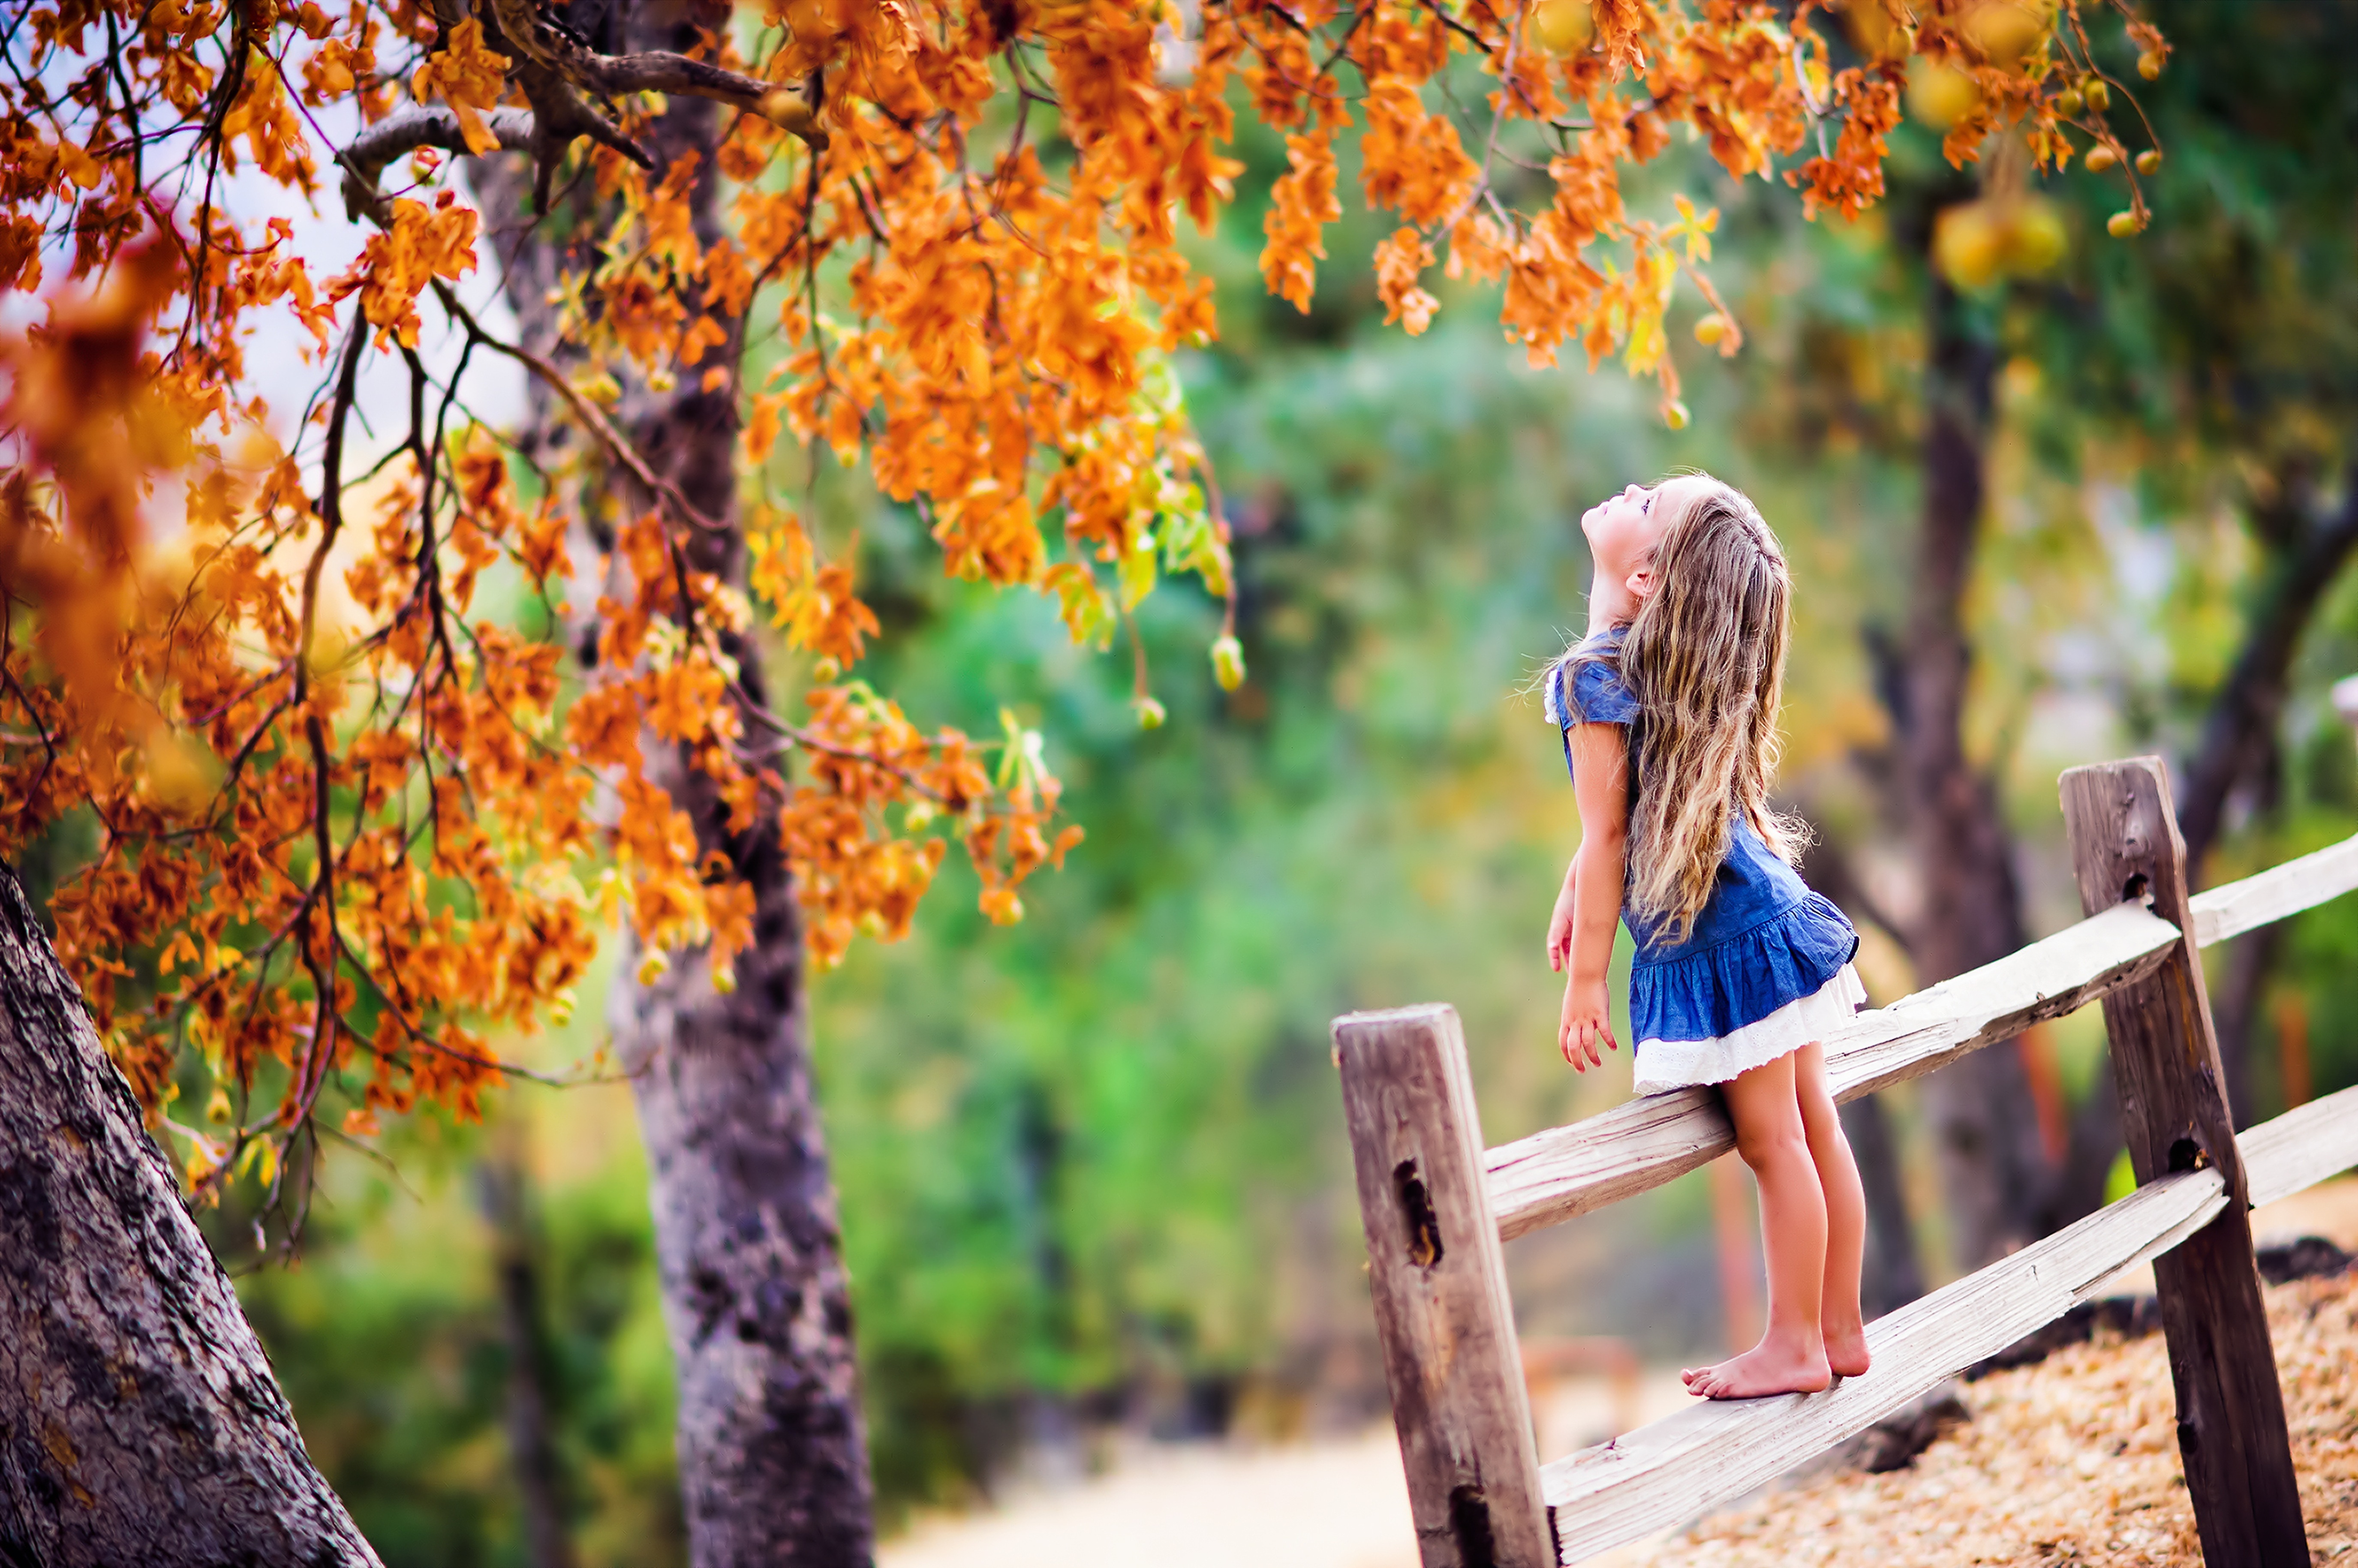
1824, 1319, 1871, 1379
1681, 1337, 1832, 1400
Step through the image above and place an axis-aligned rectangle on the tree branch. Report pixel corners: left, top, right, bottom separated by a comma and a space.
338, 106, 537, 221
2178, 463, 2358, 875
429, 279, 730, 537
482, 0, 825, 148
572, 51, 825, 142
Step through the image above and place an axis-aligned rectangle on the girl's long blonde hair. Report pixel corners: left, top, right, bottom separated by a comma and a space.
1573, 475, 1806, 945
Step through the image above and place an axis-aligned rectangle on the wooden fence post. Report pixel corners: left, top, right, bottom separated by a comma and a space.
2059, 758, 2307, 1565
1335, 1004, 1555, 1568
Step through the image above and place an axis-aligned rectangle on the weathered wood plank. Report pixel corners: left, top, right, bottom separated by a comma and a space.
2240, 1082, 2358, 1211
1488, 829, 2358, 1245
2061, 757, 2306, 1567
1487, 1087, 1732, 1245
1336, 1005, 1556, 1568
2189, 833, 2358, 946
1486, 903, 2178, 1241
1539, 1165, 2228, 1563
1821, 901, 2181, 1100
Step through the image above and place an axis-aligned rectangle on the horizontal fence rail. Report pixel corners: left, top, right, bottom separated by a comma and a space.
1340, 772, 2346, 1568
2190, 834, 2358, 947
1542, 1170, 2227, 1561
1537, 1083, 2358, 1562
1487, 835, 2358, 1244
2242, 1081, 2358, 1210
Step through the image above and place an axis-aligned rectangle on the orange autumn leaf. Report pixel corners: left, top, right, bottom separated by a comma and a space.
410, 18, 511, 156
327, 193, 479, 348
0, 0, 2161, 1196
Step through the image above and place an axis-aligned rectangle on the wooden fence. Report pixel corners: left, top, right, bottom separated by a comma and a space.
1334, 758, 2358, 1567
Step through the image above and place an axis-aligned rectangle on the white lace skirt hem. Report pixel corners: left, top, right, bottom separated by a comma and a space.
1630, 963, 1867, 1095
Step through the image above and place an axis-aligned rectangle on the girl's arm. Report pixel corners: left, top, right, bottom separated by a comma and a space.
1546, 857, 1579, 973
1558, 721, 1629, 1070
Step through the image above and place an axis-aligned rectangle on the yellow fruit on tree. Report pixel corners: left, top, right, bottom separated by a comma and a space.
2003, 200, 2067, 274
1694, 315, 1727, 347
1907, 57, 1980, 131
2052, 86, 2083, 118
1210, 634, 1246, 693
2106, 210, 2141, 238
1933, 201, 2004, 289
2138, 49, 2164, 79
144, 729, 223, 817
1961, 0, 2047, 65
1531, 0, 1594, 54
2084, 77, 2111, 111
1663, 399, 1691, 431
2084, 144, 2119, 174
2136, 148, 2162, 175
1842, 0, 1907, 60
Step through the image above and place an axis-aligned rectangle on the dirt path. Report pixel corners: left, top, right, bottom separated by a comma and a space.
879, 1430, 1422, 1568
881, 1180, 2358, 1568
878, 1370, 1701, 1568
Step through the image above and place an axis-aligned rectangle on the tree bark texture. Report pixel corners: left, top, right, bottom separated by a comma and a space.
474, 2, 876, 1559
1898, 280, 2051, 1271
0, 861, 381, 1568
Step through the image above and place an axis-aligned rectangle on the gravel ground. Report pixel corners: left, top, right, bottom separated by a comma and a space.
1631, 1271, 2358, 1567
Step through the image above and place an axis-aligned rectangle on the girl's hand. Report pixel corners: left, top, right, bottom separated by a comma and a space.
1546, 869, 1578, 973
1558, 975, 1619, 1071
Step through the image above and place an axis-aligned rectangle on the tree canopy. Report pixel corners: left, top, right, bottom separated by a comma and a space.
0, 0, 2172, 1213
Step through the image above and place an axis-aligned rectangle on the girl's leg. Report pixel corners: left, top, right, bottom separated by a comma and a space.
1681, 1051, 1832, 1399
1794, 1042, 1871, 1378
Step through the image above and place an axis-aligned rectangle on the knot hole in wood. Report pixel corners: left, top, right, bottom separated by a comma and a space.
1393, 1159, 1444, 1269
1448, 1483, 1498, 1568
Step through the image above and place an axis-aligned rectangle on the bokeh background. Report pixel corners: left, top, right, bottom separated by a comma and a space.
22, 3, 2358, 1561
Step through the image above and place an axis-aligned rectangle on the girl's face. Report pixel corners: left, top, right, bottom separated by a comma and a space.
1581, 481, 1668, 629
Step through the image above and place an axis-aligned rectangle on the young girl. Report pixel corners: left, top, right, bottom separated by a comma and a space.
1542, 474, 1871, 1400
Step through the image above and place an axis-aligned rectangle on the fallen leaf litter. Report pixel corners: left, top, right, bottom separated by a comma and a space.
1625, 1270, 2358, 1567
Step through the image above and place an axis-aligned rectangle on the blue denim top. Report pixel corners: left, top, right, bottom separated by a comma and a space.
1548, 630, 1856, 1042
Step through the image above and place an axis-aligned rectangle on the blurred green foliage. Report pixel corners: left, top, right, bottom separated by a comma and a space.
234, 1141, 683, 1568
153, 3, 2358, 1558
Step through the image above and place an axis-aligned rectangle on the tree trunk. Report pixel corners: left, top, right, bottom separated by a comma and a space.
2210, 923, 2281, 1131
2175, 474, 2358, 881
611, 799, 873, 1565
2037, 1059, 2125, 1237
1793, 829, 1923, 1310
480, 1141, 577, 1568
2043, 472, 2358, 1228
1897, 278, 2051, 1271
1840, 1094, 1925, 1316
0, 860, 380, 1567
473, 2, 877, 1559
